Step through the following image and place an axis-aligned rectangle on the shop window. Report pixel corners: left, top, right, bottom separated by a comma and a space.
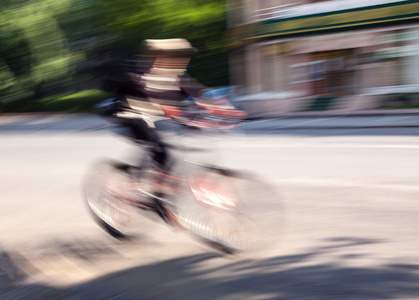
372, 30, 410, 87
291, 62, 310, 84
310, 50, 355, 96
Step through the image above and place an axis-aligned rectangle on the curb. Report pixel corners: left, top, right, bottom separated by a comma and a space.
1, 112, 419, 132
243, 125, 419, 131
246, 109, 419, 120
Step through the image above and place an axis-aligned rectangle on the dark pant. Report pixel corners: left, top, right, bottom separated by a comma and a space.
119, 118, 170, 171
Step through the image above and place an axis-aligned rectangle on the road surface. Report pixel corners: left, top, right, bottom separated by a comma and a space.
0, 116, 418, 299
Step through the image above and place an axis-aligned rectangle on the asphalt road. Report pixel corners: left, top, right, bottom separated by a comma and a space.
1, 116, 419, 299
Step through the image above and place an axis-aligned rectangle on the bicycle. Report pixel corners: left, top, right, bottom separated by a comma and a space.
83, 98, 278, 254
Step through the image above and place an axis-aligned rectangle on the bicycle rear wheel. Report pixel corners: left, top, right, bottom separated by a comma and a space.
178, 166, 281, 253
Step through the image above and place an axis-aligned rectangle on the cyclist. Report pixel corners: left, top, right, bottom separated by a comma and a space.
109, 39, 207, 176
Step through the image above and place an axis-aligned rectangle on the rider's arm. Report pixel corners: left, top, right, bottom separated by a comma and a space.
179, 74, 207, 99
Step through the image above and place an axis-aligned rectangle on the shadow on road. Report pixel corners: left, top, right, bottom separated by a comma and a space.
1, 237, 418, 299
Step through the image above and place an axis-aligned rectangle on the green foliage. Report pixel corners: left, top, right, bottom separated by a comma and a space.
0, 59, 16, 91
1, 0, 229, 112
61, 0, 229, 84
2, 89, 112, 112
0, 0, 83, 107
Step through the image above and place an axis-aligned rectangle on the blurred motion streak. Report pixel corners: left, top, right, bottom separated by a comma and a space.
0, 0, 229, 113
227, 0, 419, 118
0, 0, 82, 108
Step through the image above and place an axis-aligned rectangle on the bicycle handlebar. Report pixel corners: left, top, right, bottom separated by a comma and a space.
95, 97, 247, 131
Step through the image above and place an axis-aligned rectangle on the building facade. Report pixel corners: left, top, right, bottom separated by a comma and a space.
228, 0, 419, 115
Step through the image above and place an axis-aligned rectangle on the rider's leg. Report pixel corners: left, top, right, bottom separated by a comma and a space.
130, 118, 172, 172
130, 119, 184, 228
127, 118, 179, 201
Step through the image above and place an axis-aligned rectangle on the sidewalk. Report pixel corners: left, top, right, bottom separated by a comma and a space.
256, 109, 419, 118
1, 110, 419, 132
254, 109, 419, 118
242, 109, 419, 131
0, 113, 108, 133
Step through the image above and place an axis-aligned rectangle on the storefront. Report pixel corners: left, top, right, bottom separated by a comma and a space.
229, 0, 419, 114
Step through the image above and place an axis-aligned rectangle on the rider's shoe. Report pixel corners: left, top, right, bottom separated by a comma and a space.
165, 208, 186, 231
149, 192, 185, 230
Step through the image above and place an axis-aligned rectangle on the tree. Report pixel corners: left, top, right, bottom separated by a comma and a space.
59, 0, 229, 86
0, 0, 82, 106
0, 0, 229, 111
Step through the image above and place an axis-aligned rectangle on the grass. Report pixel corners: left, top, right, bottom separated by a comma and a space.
2, 90, 113, 113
